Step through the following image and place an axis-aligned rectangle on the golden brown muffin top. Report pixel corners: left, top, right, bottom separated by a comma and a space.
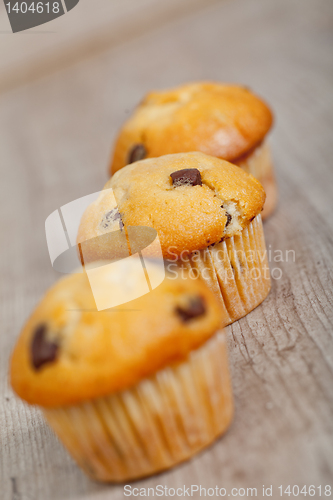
110, 81, 273, 174
78, 152, 265, 260
10, 265, 223, 408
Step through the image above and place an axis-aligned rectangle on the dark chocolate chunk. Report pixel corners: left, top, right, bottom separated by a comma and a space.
111, 210, 124, 230
221, 205, 232, 229
128, 144, 146, 164
101, 208, 123, 230
176, 296, 206, 322
170, 168, 202, 187
31, 324, 59, 370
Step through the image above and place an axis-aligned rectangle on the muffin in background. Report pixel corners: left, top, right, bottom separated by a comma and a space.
110, 81, 277, 219
80, 152, 271, 326
10, 262, 233, 482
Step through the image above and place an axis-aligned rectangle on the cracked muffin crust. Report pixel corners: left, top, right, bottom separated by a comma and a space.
110, 82, 273, 173
10, 265, 223, 408
78, 152, 265, 260
109, 81, 277, 219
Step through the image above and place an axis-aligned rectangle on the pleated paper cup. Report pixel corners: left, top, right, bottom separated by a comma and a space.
235, 141, 277, 219
170, 214, 271, 325
43, 330, 233, 482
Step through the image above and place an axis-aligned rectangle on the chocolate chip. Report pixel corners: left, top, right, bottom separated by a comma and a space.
101, 209, 123, 230
176, 296, 206, 322
128, 144, 146, 164
111, 210, 124, 230
221, 205, 232, 229
31, 324, 59, 370
170, 169, 202, 187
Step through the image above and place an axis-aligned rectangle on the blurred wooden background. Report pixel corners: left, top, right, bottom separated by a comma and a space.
0, 0, 333, 498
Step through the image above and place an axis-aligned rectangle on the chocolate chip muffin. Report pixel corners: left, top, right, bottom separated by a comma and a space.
110, 81, 277, 219
79, 152, 271, 325
10, 262, 233, 482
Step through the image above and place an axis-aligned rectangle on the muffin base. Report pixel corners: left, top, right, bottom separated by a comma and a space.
43, 330, 233, 482
235, 141, 277, 220
171, 214, 271, 325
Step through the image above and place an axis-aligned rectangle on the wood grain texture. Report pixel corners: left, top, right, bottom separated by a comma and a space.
0, 0, 222, 94
1, 0, 333, 498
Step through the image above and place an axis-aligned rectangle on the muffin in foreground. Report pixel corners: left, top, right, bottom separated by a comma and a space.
10, 263, 233, 482
79, 152, 271, 325
110, 81, 277, 219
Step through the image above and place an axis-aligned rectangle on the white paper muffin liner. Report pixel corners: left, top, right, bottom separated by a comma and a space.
43, 330, 233, 482
171, 214, 271, 325
235, 141, 277, 219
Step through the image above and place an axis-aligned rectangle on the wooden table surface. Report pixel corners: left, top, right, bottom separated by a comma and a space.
1, 0, 333, 498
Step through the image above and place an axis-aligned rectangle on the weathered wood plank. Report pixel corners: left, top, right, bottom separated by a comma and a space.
0, 0, 222, 94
